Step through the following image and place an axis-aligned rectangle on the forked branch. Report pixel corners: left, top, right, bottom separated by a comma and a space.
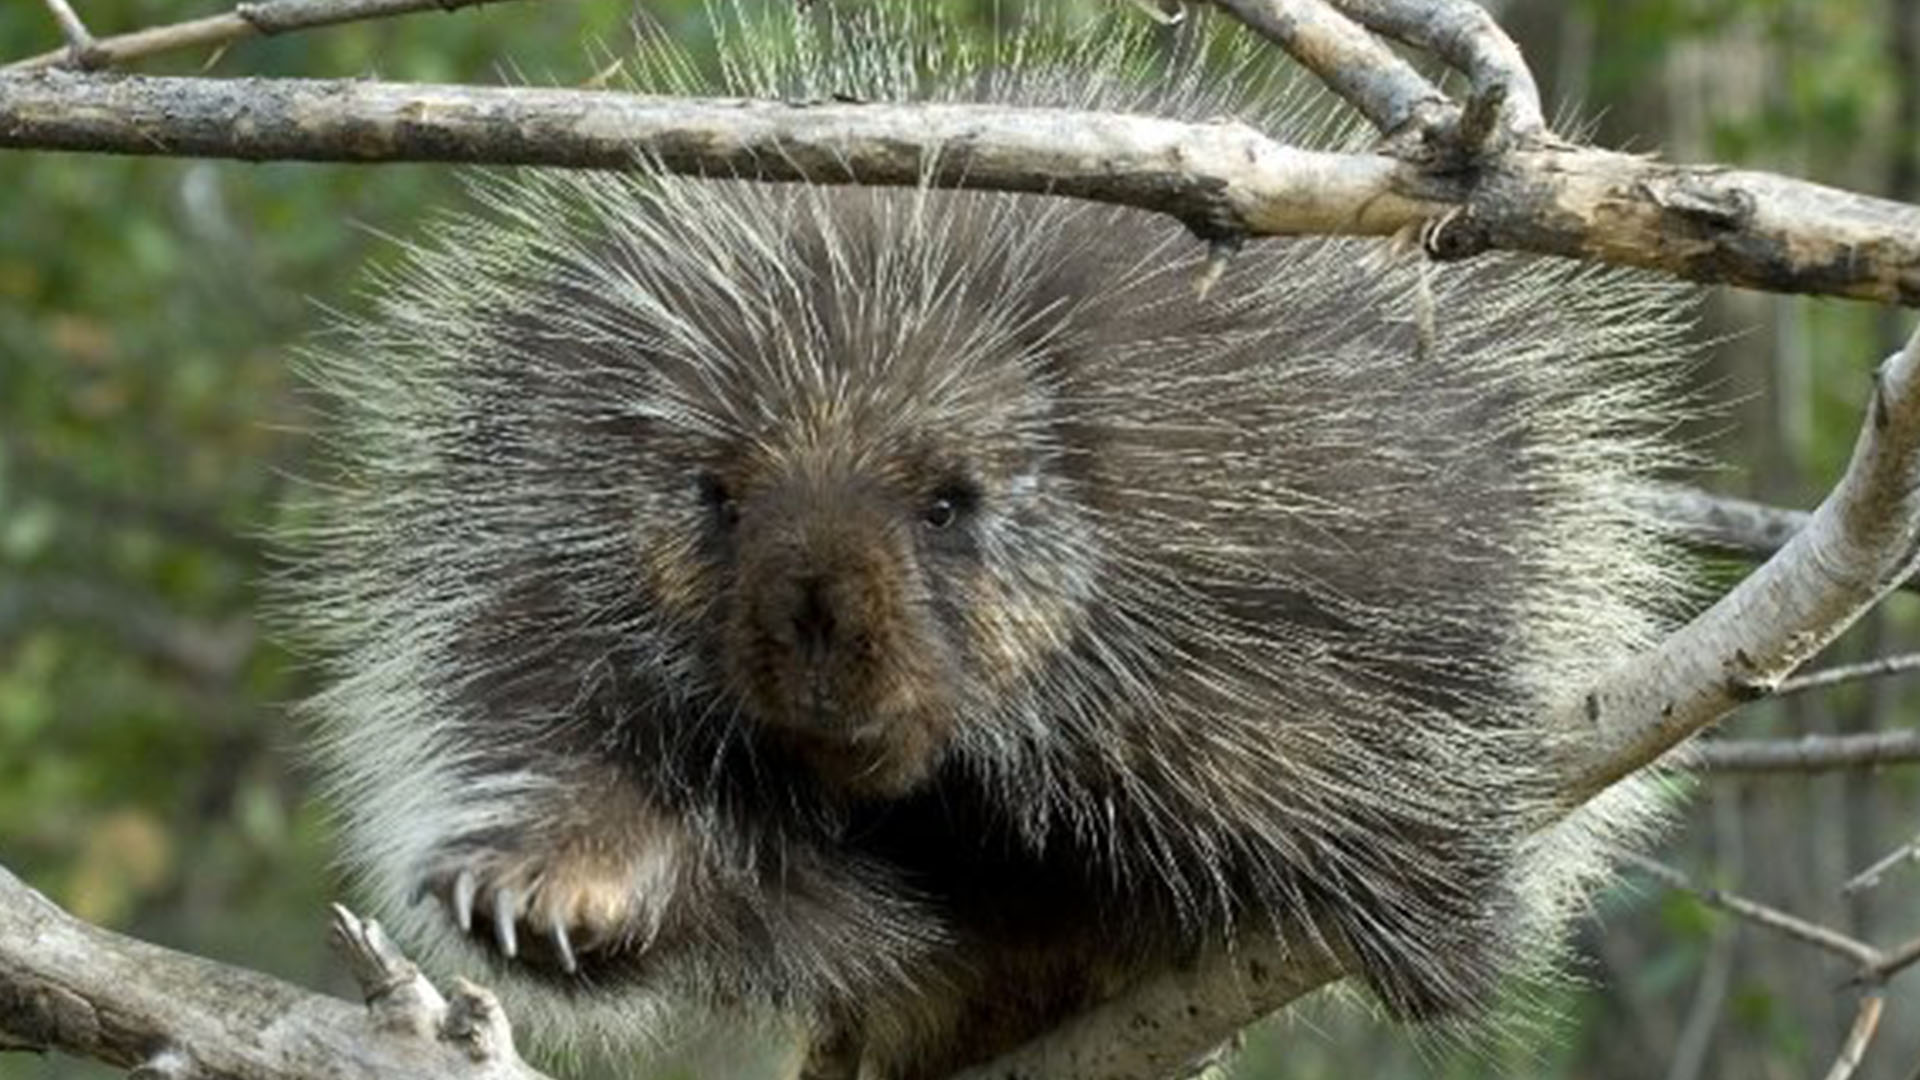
0, 863, 552, 1080
1564, 322, 1920, 806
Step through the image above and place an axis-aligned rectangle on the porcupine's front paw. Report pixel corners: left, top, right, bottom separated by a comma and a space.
420, 836, 680, 976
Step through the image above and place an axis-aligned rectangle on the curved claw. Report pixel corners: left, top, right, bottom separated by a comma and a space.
493, 886, 520, 958
452, 869, 478, 934
550, 918, 579, 975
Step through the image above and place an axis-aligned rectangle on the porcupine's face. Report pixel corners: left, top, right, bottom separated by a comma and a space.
628, 260, 1092, 801
692, 437, 984, 797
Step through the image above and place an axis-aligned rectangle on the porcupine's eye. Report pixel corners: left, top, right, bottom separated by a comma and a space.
696, 473, 739, 530
921, 479, 979, 531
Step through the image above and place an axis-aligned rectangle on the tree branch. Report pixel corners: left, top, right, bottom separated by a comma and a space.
1319, 0, 1548, 142
5, 0, 525, 73
35, 0, 98, 66
1621, 855, 1881, 969
1776, 654, 1920, 696
1624, 856, 1919, 1080
1823, 992, 1884, 1080
1202, 0, 1460, 148
951, 930, 1342, 1080
1690, 731, 1920, 773
5, 72, 1920, 303
1563, 322, 1920, 806
1844, 833, 1920, 896
1631, 485, 1810, 562
0, 863, 553, 1079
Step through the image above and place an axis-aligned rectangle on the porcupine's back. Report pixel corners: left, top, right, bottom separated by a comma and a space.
285, 2, 1695, 1062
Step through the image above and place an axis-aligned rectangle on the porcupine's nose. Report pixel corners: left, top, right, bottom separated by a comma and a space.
791, 575, 837, 663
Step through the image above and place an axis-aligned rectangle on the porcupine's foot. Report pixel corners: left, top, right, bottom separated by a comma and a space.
417, 809, 687, 977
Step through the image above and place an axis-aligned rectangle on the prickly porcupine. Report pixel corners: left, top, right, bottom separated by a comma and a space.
287, 5, 1692, 1076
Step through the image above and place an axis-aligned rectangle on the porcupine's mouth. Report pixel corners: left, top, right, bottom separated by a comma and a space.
747, 671, 947, 799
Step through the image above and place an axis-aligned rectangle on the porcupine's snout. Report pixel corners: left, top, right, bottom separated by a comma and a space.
728, 472, 958, 798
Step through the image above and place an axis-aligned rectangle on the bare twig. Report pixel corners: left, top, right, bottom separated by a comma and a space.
1780, 656, 1920, 696
1201, 0, 1460, 149
1632, 484, 1810, 561
1823, 992, 1885, 1080
6, 0, 526, 72
1631, 484, 1920, 594
1321, 0, 1547, 144
36, 0, 98, 65
1564, 323, 1920, 806
1864, 934, 1920, 984
0, 862, 553, 1080
7, 74, 1920, 303
1690, 731, 1920, 773
1844, 833, 1920, 895
1625, 853, 1920, 1080
1622, 855, 1880, 968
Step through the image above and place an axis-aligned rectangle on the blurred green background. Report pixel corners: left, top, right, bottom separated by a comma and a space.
3, 1, 1919, 1077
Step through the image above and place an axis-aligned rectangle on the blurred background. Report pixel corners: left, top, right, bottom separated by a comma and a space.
2, 1, 1918, 1077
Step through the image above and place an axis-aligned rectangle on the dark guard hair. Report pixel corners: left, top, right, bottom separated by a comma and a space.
282, 4, 1694, 1076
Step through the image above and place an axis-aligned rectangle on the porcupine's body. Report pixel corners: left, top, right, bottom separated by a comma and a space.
289, 6, 1692, 1076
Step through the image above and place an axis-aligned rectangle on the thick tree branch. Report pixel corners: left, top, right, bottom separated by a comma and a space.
1563, 322, 1920, 806
952, 931, 1343, 1080
0, 862, 552, 1080
5, 0, 524, 73
5, 73, 1920, 303
1691, 731, 1920, 773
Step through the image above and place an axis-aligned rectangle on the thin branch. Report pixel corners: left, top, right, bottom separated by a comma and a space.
1563, 322, 1920, 806
1201, 0, 1460, 148
1634, 485, 1920, 601
0, 862, 553, 1079
1614, 856, 1913, 1080
6, 74, 1920, 304
1631, 484, 1920, 594
6, 0, 525, 73
37, 0, 98, 64
1690, 731, 1920, 773
1844, 833, 1920, 895
1780, 655, 1920, 695
1864, 935, 1920, 984
1321, 0, 1548, 143
1822, 992, 1884, 1080
1631, 484, 1810, 562
1621, 854, 1881, 969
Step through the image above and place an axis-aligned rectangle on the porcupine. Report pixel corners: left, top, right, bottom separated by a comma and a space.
286, 4, 1694, 1076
